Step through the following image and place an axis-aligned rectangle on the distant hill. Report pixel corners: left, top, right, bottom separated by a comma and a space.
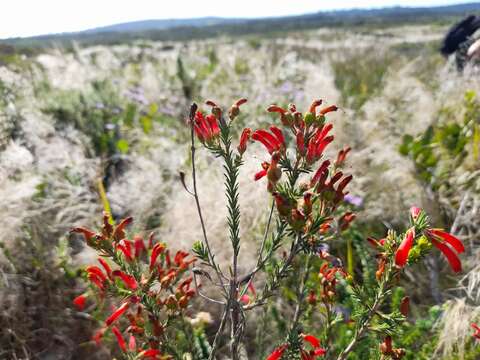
2, 2, 480, 49
83, 17, 245, 34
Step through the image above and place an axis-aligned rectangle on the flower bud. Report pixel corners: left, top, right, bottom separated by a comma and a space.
400, 296, 410, 317
380, 336, 393, 355
237, 128, 251, 155
410, 206, 422, 221
212, 106, 222, 120
229, 105, 239, 120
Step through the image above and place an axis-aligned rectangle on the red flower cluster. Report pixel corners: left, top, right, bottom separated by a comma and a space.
247, 101, 353, 237
394, 207, 464, 272
310, 160, 353, 208
267, 334, 326, 360
249, 100, 344, 193
71, 214, 195, 358
318, 263, 347, 302
193, 111, 220, 144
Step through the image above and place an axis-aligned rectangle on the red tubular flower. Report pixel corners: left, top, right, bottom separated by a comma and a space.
267, 105, 287, 115
73, 294, 87, 310
193, 111, 209, 142
400, 296, 410, 317
252, 130, 278, 154
206, 114, 220, 137
150, 243, 166, 271
270, 126, 285, 147
335, 146, 351, 167
88, 274, 106, 291
86, 266, 108, 282
254, 162, 270, 181
306, 124, 334, 163
71, 227, 96, 243
367, 237, 385, 248
313, 124, 333, 143
339, 212, 356, 231
106, 302, 130, 326
311, 160, 331, 187
296, 130, 306, 155
205, 100, 218, 107
235, 98, 248, 107
112, 326, 127, 352
315, 136, 334, 159
376, 258, 386, 281
174, 250, 188, 266
302, 334, 320, 348
252, 126, 285, 154
395, 228, 415, 268
266, 344, 288, 360
313, 348, 327, 356
425, 229, 465, 254
267, 152, 282, 184
423, 227, 464, 272
431, 238, 462, 273
472, 323, 480, 340
98, 258, 112, 279
138, 349, 162, 358
336, 175, 353, 197
134, 236, 146, 258
380, 336, 393, 355
113, 217, 133, 242
255, 169, 268, 181
309, 99, 323, 114
92, 328, 106, 345
117, 240, 134, 262
229, 98, 248, 120
128, 335, 136, 352
267, 104, 292, 126
147, 232, 155, 249
112, 270, 138, 290
319, 105, 338, 115
238, 128, 251, 155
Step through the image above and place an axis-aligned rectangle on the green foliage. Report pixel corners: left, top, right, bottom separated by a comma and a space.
42, 80, 157, 158
399, 90, 480, 190
332, 50, 394, 110
193, 327, 213, 359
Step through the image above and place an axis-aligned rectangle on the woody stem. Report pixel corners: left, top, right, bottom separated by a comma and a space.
219, 118, 243, 359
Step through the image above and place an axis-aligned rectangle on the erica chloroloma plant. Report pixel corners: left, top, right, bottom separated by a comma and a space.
71, 98, 465, 360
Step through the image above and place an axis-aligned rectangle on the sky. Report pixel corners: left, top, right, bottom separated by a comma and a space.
0, 0, 476, 39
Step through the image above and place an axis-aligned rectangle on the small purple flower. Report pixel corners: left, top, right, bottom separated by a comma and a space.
279, 81, 293, 94
124, 87, 148, 105
344, 194, 363, 207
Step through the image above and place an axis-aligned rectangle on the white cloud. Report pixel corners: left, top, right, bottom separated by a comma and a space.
0, 0, 474, 39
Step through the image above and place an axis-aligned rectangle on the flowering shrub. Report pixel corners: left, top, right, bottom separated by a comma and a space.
72, 98, 465, 359
71, 214, 196, 359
